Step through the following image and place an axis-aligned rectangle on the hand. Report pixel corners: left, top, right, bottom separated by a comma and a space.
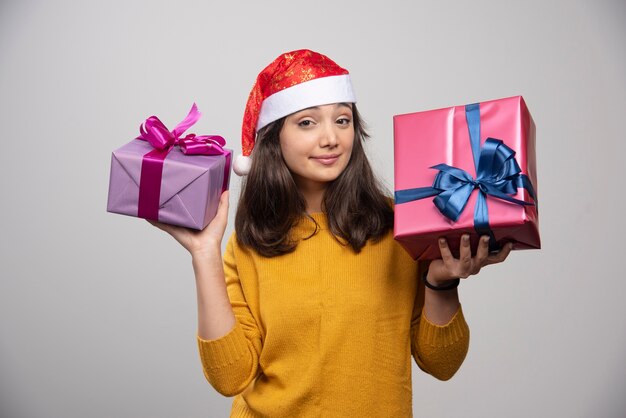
147, 191, 230, 257
427, 234, 513, 286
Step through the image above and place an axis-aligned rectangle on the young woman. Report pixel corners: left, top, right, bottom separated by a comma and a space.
151, 49, 512, 417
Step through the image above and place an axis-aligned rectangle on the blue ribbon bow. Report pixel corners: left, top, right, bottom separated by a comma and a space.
394, 103, 537, 251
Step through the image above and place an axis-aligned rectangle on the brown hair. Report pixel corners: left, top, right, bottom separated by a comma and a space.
235, 104, 393, 257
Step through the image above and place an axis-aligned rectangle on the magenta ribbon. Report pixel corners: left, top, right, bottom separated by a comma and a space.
136, 103, 230, 221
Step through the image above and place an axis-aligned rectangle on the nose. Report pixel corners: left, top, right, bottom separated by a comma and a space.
319, 122, 338, 148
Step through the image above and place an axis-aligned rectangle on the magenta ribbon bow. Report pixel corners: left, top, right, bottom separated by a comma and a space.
136, 103, 229, 221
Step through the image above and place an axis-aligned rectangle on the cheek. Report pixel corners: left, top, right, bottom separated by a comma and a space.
279, 141, 303, 172
280, 133, 314, 159
344, 133, 355, 159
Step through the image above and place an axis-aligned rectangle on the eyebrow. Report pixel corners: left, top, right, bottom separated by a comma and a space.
299, 103, 353, 112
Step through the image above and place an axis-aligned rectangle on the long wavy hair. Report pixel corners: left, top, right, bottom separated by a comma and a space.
235, 104, 393, 257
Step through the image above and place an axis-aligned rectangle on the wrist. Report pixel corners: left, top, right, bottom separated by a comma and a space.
423, 269, 460, 291
190, 244, 221, 261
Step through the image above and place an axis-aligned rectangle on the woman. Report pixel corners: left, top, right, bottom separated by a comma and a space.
151, 49, 512, 417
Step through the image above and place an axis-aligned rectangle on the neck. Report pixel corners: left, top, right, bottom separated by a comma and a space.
295, 178, 327, 213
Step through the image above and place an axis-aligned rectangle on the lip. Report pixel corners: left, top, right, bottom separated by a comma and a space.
311, 154, 341, 165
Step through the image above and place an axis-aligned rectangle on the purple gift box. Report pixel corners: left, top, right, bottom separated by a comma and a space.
107, 104, 231, 230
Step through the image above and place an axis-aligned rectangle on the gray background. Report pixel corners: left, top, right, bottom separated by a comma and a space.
1, 0, 624, 417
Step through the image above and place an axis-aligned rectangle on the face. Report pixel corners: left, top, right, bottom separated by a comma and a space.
279, 103, 355, 192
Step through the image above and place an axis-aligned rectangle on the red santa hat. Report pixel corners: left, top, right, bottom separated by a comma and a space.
233, 49, 356, 176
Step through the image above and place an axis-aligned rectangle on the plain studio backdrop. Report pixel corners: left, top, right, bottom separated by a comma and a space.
1, 1, 624, 417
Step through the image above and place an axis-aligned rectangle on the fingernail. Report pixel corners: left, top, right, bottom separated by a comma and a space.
439, 238, 446, 245
463, 235, 470, 242
482, 236, 490, 243
508, 243, 514, 249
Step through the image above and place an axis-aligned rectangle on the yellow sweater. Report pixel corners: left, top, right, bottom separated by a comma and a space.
197, 213, 469, 417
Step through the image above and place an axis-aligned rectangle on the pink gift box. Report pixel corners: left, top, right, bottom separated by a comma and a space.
107, 104, 231, 230
393, 96, 540, 260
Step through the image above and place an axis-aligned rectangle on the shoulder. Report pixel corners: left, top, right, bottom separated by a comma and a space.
224, 231, 254, 263
225, 230, 281, 261
225, 231, 251, 256
223, 231, 261, 274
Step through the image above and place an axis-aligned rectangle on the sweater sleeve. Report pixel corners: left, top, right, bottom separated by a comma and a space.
196, 235, 263, 396
410, 264, 470, 381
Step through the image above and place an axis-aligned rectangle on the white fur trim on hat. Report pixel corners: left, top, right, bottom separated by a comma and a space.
256, 74, 356, 132
233, 154, 252, 176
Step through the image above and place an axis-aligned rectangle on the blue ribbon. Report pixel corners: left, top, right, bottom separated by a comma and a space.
395, 103, 537, 251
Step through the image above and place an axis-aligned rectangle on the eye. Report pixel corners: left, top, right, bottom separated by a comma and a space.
336, 117, 352, 126
298, 119, 314, 127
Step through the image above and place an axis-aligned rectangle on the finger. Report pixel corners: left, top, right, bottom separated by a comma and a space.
437, 237, 455, 266
147, 219, 167, 231
485, 242, 514, 265
469, 235, 491, 275
147, 218, 184, 238
474, 235, 490, 264
459, 234, 472, 264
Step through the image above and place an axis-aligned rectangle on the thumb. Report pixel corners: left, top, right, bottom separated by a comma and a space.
211, 190, 230, 228
217, 190, 229, 215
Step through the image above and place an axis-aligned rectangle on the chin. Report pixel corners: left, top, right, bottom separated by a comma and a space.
316, 168, 346, 182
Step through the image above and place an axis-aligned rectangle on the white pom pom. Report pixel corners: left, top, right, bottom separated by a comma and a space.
233, 154, 252, 176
